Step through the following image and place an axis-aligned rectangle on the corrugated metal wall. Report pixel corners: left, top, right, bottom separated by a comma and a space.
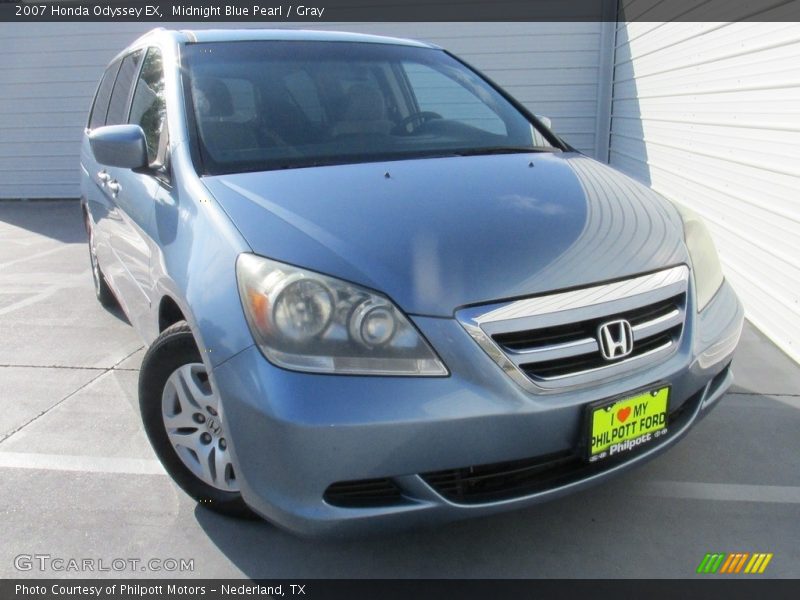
0, 22, 611, 199
609, 21, 800, 364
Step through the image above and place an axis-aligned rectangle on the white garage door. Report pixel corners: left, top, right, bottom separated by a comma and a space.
609, 21, 800, 363
0, 22, 612, 199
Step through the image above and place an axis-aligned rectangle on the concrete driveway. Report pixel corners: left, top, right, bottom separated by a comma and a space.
1, 200, 799, 579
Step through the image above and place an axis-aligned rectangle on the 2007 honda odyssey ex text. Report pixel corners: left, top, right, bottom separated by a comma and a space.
80, 28, 744, 536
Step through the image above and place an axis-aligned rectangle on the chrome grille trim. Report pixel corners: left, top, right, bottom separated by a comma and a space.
506, 336, 599, 361
632, 308, 682, 339
457, 266, 689, 393
473, 266, 688, 325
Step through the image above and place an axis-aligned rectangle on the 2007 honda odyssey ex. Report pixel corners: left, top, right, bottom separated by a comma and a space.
81, 28, 744, 536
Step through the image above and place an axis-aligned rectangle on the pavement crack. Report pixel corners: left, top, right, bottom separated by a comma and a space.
0, 371, 107, 445
0, 364, 106, 371
0, 346, 143, 446
729, 392, 800, 397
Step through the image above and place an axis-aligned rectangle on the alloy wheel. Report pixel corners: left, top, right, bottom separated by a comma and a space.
160, 363, 238, 492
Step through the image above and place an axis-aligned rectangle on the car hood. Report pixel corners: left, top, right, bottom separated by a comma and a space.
203, 152, 688, 317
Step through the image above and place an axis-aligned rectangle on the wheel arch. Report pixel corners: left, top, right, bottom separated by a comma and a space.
158, 294, 188, 333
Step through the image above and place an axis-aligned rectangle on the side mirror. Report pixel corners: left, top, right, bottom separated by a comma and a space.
535, 115, 553, 130
89, 125, 148, 169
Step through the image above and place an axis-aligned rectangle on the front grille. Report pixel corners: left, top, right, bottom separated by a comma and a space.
323, 478, 406, 508
505, 294, 685, 380
422, 387, 702, 504
495, 296, 680, 351
457, 266, 690, 392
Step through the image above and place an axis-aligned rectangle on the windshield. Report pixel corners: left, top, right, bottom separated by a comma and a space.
182, 41, 560, 175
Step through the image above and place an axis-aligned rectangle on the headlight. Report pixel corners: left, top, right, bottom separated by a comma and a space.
674, 203, 724, 311
236, 253, 448, 376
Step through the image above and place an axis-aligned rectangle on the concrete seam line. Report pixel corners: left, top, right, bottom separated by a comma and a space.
0, 364, 107, 371
0, 362, 142, 372
0, 345, 144, 446
728, 392, 800, 398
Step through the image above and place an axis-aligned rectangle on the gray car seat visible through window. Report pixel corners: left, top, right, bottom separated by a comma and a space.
193, 77, 260, 160
330, 83, 393, 137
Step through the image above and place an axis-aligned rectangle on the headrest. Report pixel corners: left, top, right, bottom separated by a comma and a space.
193, 77, 233, 118
343, 83, 386, 121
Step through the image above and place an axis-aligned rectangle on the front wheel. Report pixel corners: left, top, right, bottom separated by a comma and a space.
138, 321, 256, 519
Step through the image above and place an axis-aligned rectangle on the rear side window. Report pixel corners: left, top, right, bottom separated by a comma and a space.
88, 60, 121, 129
106, 49, 143, 126
129, 47, 167, 164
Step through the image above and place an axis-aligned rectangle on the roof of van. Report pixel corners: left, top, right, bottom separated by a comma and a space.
134, 28, 437, 49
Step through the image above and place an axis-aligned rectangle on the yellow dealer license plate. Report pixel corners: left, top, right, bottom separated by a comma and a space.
587, 385, 670, 462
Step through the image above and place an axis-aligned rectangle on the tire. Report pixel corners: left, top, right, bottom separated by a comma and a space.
85, 214, 117, 308
139, 321, 257, 519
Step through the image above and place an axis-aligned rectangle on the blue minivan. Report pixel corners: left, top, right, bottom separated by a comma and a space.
81, 28, 744, 536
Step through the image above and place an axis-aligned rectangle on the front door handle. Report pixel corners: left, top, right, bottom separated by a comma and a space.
107, 181, 121, 196
97, 170, 110, 184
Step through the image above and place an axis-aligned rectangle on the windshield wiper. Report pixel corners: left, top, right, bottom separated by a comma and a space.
450, 146, 557, 157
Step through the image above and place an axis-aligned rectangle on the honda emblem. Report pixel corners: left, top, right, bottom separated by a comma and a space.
597, 319, 634, 360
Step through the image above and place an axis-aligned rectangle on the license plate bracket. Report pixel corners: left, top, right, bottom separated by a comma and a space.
585, 385, 670, 462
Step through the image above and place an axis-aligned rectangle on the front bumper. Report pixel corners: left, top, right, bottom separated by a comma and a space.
212, 280, 743, 536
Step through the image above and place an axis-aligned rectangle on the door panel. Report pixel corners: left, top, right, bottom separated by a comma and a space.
102, 166, 157, 329
109, 46, 170, 331
83, 49, 156, 327
83, 59, 121, 293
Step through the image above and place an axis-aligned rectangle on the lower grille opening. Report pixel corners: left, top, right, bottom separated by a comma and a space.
422, 451, 576, 505
421, 388, 703, 505
324, 478, 406, 508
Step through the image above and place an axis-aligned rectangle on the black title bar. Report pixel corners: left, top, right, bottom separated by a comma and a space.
3, 579, 800, 600
2, 0, 800, 22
